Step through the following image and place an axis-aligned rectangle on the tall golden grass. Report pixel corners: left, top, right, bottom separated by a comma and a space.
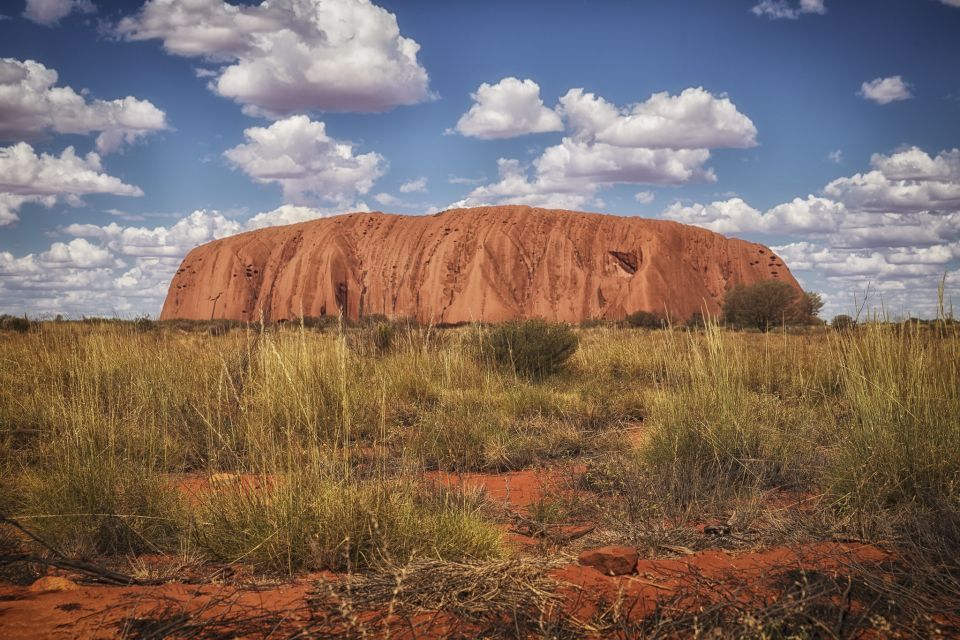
1, 314, 957, 573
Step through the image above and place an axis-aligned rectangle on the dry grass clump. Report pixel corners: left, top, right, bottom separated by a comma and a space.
194, 473, 503, 574
828, 320, 960, 549
0, 323, 246, 470
579, 316, 960, 580
641, 323, 826, 504
19, 455, 183, 556
411, 385, 585, 471
310, 556, 571, 638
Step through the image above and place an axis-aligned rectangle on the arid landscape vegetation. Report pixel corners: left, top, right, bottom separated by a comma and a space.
3, 0, 960, 637
2, 299, 958, 637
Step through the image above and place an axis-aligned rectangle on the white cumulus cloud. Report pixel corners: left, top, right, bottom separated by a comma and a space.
459, 143, 714, 210
23, 0, 95, 26
560, 87, 757, 149
0, 143, 142, 197
0, 142, 143, 225
223, 115, 385, 207
64, 210, 243, 258
454, 77, 563, 139
824, 147, 960, 213
399, 177, 427, 193
661, 198, 765, 234
116, 0, 431, 116
634, 191, 655, 204
40, 238, 114, 268
457, 85, 754, 208
859, 76, 912, 104
0, 58, 168, 152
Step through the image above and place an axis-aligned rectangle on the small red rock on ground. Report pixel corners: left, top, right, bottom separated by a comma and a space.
27, 576, 79, 593
578, 545, 639, 576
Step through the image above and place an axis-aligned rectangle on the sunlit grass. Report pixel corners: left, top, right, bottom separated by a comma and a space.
1, 315, 958, 575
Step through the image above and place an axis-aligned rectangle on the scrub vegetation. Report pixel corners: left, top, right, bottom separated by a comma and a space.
1, 308, 957, 637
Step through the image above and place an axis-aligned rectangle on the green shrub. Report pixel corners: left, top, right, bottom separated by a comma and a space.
132, 315, 157, 332
297, 315, 339, 331
798, 291, 825, 323
686, 312, 706, 329
722, 281, 820, 331
484, 319, 578, 379
625, 310, 665, 329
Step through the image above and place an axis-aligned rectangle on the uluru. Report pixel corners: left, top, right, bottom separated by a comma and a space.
159, 206, 801, 324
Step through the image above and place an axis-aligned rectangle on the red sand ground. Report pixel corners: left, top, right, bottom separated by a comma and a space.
0, 542, 890, 639
0, 468, 910, 638
424, 468, 570, 509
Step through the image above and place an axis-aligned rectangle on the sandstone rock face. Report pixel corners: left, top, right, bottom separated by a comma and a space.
160, 206, 801, 324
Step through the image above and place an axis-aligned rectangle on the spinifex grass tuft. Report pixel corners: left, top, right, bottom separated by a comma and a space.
641, 322, 825, 504
828, 320, 960, 544
193, 472, 503, 574
20, 455, 183, 556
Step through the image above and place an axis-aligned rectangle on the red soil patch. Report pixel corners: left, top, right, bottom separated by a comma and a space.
424, 468, 557, 509
0, 577, 314, 639
171, 472, 274, 504
554, 542, 890, 623
0, 543, 892, 639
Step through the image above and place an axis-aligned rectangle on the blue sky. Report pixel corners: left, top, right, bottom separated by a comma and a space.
1, 0, 959, 319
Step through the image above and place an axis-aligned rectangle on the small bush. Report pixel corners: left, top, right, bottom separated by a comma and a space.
298, 315, 339, 331
0, 315, 31, 333
625, 310, 665, 329
484, 319, 578, 379
350, 321, 397, 355
686, 312, 706, 329
831, 314, 856, 330
132, 315, 157, 332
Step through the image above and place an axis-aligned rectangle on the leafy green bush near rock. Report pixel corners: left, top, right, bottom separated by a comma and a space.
722, 281, 822, 331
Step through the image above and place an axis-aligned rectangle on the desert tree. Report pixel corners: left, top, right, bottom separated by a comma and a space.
722, 281, 821, 331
